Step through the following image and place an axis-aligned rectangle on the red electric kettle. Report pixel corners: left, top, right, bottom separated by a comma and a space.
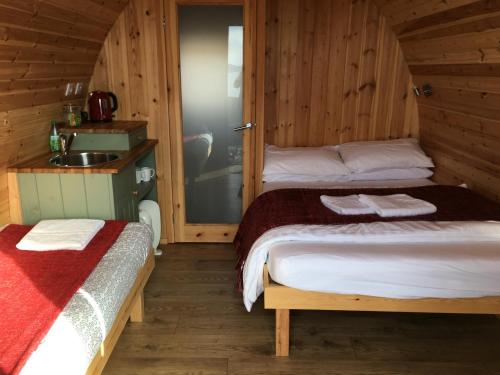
88, 91, 118, 122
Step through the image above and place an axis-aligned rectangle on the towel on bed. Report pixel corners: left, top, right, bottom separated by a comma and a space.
358, 194, 437, 217
16, 219, 105, 251
320, 195, 375, 215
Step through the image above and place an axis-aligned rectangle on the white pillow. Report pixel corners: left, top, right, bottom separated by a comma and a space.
338, 138, 434, 173
263, 173, 351, 183
263, 145, 350, 177
351, 168, 433, 181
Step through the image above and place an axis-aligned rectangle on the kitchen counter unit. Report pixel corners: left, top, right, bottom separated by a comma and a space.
8, 140, 158, 174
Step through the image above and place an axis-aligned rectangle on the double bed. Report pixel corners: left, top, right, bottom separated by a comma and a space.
0, 222, 154, 375
237, 140, 500, 356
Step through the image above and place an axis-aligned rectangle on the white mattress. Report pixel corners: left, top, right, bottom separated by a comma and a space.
20, 223, 153, 375
262, 178, 435, 192
268, 241, 500, 299
242, 221, 500, 311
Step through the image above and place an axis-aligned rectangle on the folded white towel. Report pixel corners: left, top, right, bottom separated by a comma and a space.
16, 219, 105, 251
358, 194, 437, 217
320, 195, 376, 215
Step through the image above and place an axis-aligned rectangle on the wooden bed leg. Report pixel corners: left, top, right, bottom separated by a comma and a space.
130, 290, 144, 322
276, 309, 290, 357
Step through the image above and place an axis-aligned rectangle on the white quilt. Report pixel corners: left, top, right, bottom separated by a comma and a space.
242, 221, 500, 311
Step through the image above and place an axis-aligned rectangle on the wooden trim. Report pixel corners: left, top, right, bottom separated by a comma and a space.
263, 265, 500, 356
86, 249, 155, 375
164, 0, 185, 243
157, 0, 176, 245
254, 0, 266, 196
7, 173, 22, 224
241, 0, 257, 212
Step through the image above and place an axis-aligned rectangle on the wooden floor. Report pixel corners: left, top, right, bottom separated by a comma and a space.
103, 244, 500, 374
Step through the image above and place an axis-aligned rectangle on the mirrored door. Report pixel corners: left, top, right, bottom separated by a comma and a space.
166, 0, 255, 242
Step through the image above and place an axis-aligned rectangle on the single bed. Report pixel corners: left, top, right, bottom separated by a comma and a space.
1, 222, 154, 375
238, 179, 500, 356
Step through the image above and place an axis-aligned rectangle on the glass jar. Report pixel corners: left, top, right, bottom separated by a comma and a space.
63, 104, 82, 127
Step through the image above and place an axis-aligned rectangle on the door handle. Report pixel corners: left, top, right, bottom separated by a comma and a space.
233, 122, 254, 131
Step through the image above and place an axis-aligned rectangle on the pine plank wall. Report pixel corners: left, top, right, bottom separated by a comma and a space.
264, 0, 419, 147
375, 0, 500, 202
89, 0, 174, 242
1, 0, 500, 226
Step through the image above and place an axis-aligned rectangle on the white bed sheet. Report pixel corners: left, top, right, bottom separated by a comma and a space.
268, 240, 500, 300
242, 221, 500, 312
20, 223, 153, 375
262, 178, 435, 192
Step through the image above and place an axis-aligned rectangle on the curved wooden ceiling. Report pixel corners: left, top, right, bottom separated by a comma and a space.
0, 0, 130, 112
375, 0, 500, 68
1, 0, 495, 113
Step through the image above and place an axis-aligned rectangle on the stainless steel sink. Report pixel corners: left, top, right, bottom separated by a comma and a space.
49, 152, 121, 167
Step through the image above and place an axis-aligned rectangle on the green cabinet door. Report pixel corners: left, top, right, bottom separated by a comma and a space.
112, 164, 139, 222
17, 167, 138, 224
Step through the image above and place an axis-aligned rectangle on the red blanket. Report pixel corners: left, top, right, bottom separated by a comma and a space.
0, 220, 127, 375
234, 185, 500, 289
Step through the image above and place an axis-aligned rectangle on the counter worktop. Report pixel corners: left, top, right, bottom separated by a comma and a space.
8, 140, 158, 174
58, 120, 147, 134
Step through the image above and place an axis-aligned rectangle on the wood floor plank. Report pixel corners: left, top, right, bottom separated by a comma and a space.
103, 244, 500, 374
351, 335, 500, 362
105, 357, 228, 375
228, 359, 497, 375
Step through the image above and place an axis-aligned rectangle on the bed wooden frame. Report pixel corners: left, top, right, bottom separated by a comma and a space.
86, 248, 155, 374
263, 265, 500, 357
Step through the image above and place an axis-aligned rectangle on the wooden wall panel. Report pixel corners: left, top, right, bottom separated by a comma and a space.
264, 0, 419, 147
375, 0, 500, 203
88, 0, 174, 243
0, 0, 129, 224
375, 0, 479, 32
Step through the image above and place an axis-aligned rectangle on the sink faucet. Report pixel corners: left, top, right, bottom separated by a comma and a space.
59, 133, 77, 155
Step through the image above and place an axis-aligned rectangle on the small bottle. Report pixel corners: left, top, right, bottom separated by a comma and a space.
49, 120, 60, 152
63, 104, 82, 127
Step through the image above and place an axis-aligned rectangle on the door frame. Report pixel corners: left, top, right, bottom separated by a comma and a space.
164, 0, 258, 242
